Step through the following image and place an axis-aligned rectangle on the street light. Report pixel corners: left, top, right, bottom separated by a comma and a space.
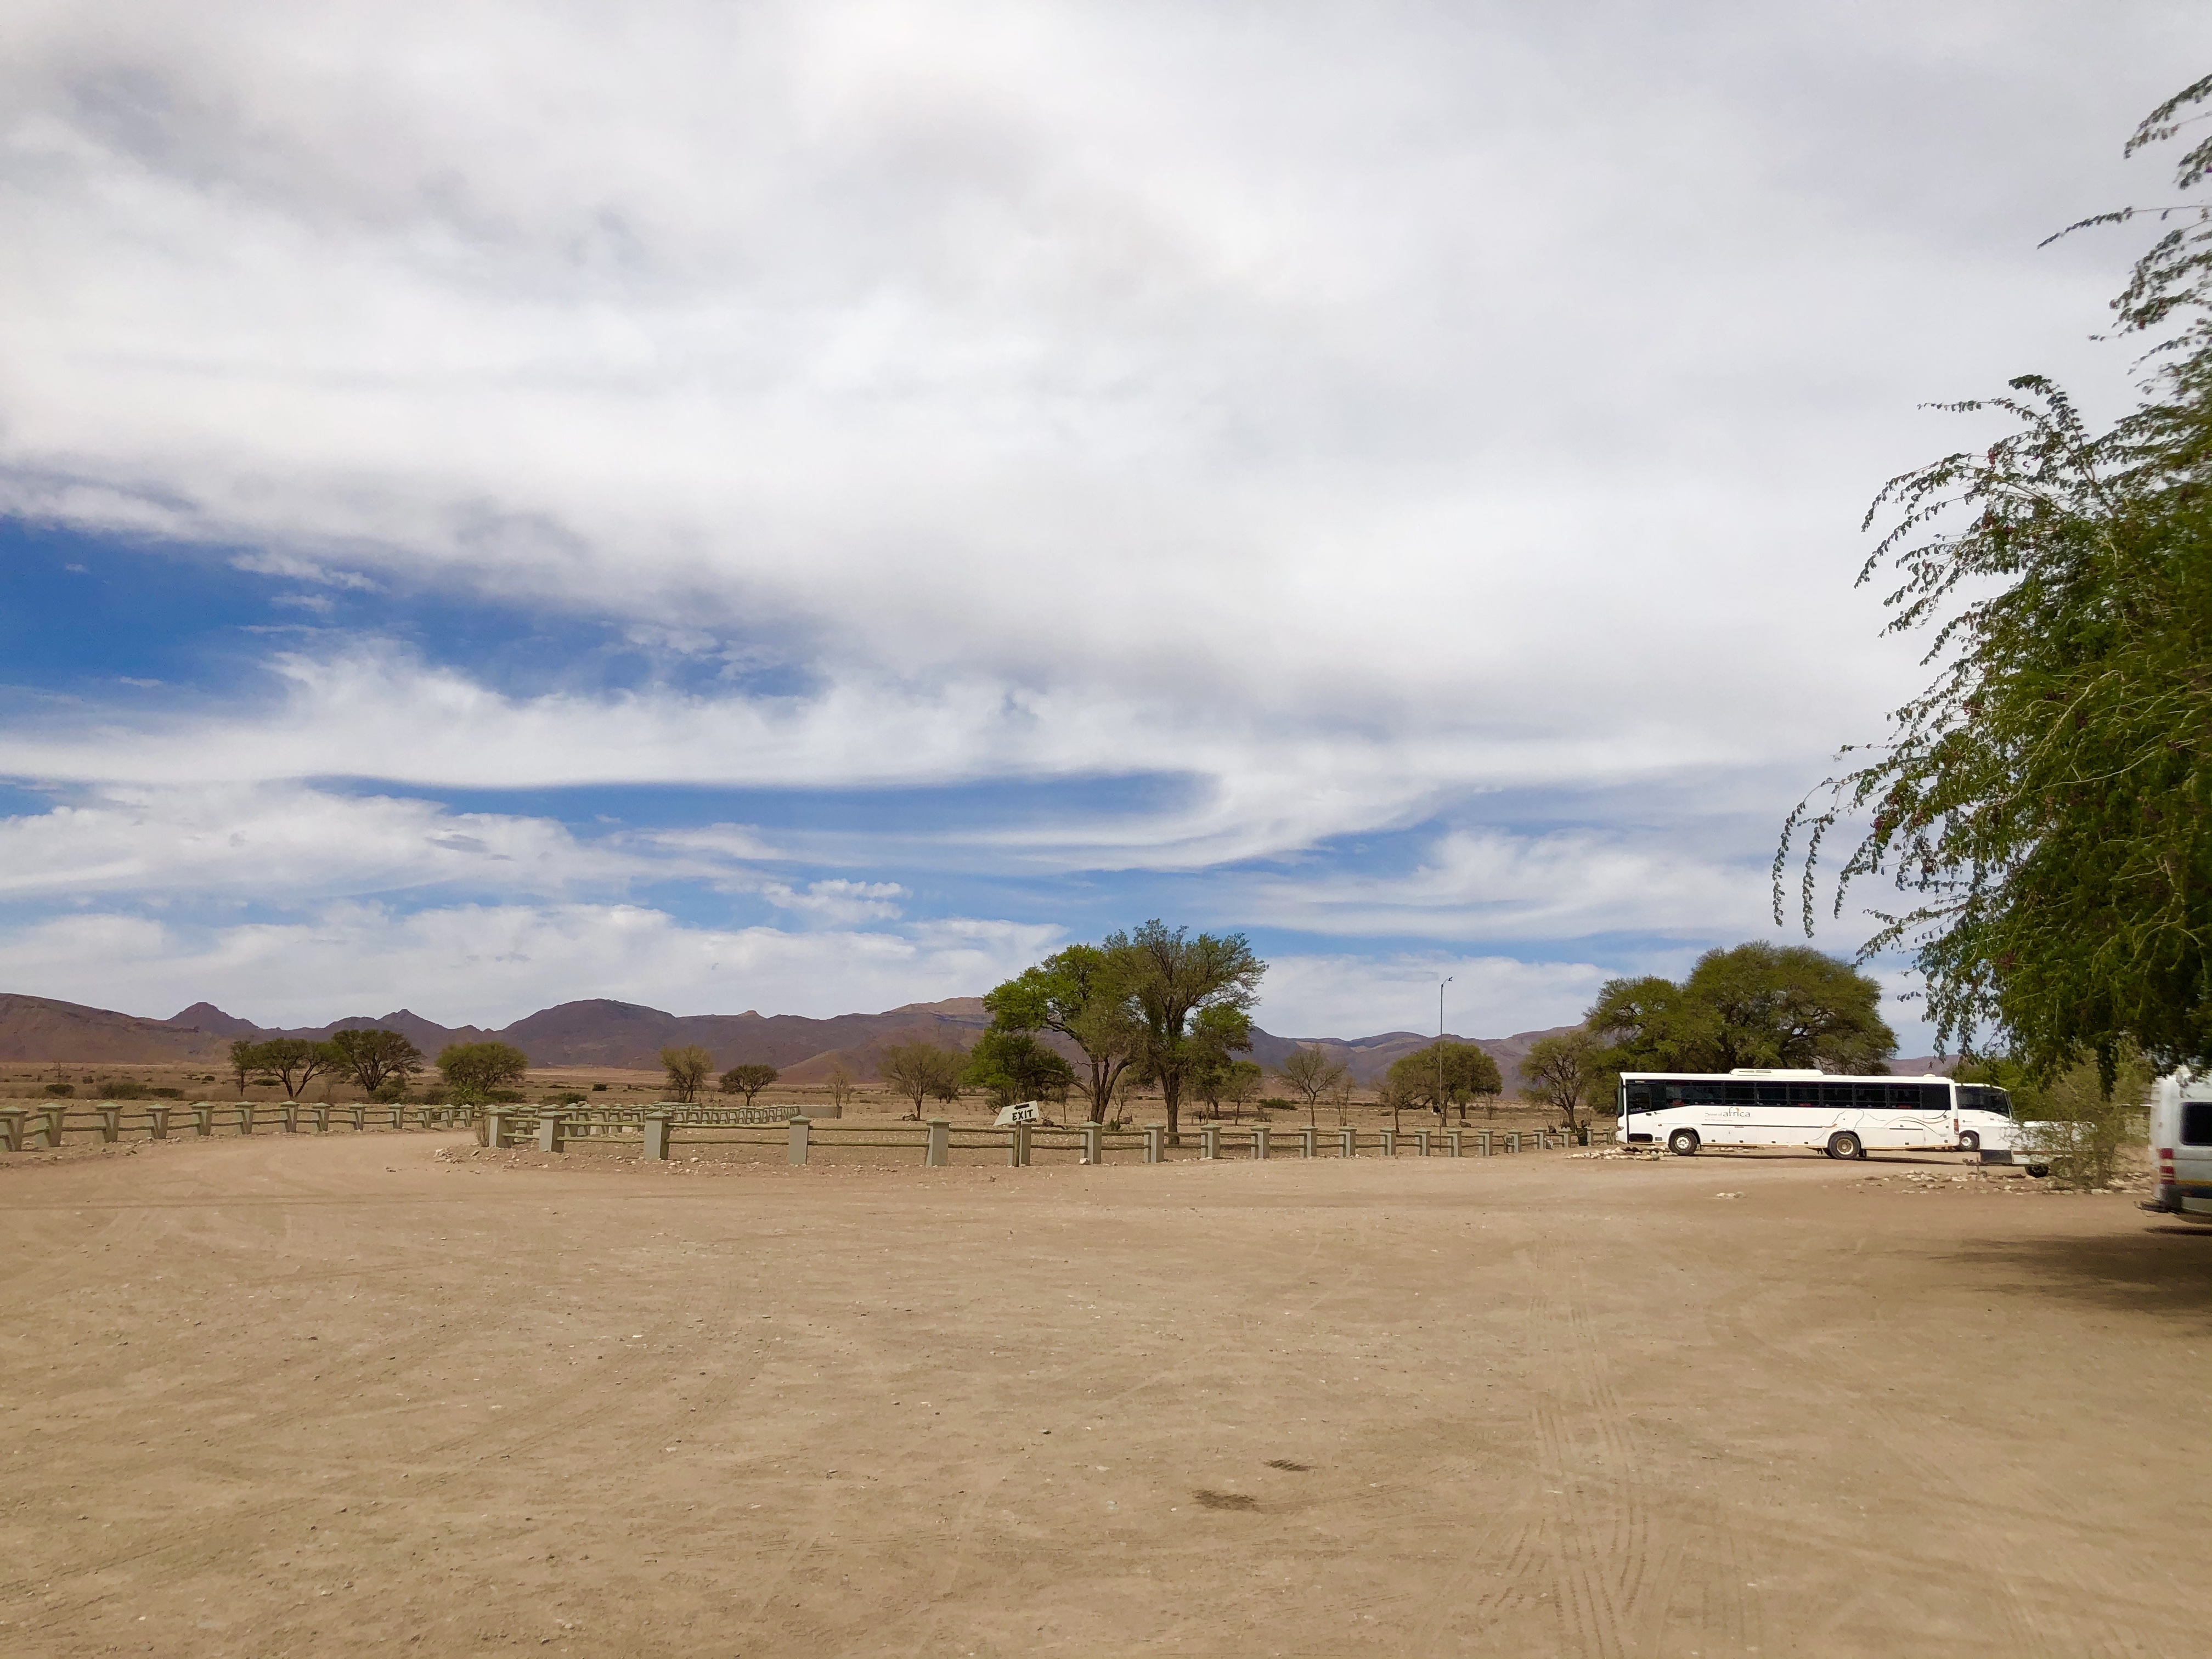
1437, 975, 1453, 1123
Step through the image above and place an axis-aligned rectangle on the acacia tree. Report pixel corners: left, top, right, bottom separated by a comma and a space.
438, 1041, 529, 1100
962, 1030, 1075, 1109
1780, 75, 2212, 1086
1220, 1058, 1263, 1122
1385, 1041, 1503, 1122
719, 1063, 780, 1105
659, 1045, 714, 1103
255, 1038, 339, 1101
1278, 1046, 1350, 1127
879, 1042, 964, 1118
328, 1028, 424, 1100
228, 1038, 261, 1095
983, 945, 1143, 1124
1589, 944, 1895, 1076
1109, 921, 1265, 1145
1521, 1027, 1606, 1132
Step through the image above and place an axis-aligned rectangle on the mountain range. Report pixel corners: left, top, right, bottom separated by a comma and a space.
0, 991, 1576, 1091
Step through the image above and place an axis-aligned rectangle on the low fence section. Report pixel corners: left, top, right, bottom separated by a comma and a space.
1, 1097, 1610, 1166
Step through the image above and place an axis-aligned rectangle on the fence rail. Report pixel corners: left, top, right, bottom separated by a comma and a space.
1, 1098, 1611, 1167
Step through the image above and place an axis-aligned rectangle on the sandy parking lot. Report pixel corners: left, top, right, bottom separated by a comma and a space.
1, 1135, 2205, 1658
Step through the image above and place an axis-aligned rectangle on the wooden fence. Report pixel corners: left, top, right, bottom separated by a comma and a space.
1, 1098, 1611, 1167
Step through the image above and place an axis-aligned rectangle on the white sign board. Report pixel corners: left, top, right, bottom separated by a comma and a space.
994, 1101, 1042, 1126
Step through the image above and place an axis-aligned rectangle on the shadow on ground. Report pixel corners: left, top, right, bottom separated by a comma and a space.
1940, 1224, 2212, 1316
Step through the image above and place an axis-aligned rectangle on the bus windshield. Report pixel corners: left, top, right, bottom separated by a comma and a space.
1957, 1085, 2011, 1118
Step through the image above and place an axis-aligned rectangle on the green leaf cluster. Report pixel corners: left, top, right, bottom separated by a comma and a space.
1780, 77, 2212, 1082
1588, 943, 1895, 1076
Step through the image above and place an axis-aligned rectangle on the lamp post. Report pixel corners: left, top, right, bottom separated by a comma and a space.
1437, 975, 1453, 1124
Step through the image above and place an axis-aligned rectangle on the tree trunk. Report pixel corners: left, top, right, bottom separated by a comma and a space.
1164, 1077, 1182, 1146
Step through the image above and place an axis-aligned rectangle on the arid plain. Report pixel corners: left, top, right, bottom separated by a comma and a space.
2, 1132, 2205, 1658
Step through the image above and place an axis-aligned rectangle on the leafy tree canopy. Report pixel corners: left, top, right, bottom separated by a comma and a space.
962, 1029, 1075, 1109
878, 1042, 964, 1117
659, 1045, 714, 1103
1779, 75, 2212, 1082
1109, 920, 1263, 1142
719, 1063, 780, 1105
1384, 1041, 1502, 1118
1590, 943, 1895, 1076
328, 1028, 424, 1098
983, 943, 1142, 1124
437, 1041, 530, 1100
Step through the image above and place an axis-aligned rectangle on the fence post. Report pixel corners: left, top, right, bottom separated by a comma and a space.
787, 1116, 810, 1165
351, 1105, 365, 1132
1508, 1131, 1520, 1153
1144, 1124, 1164, 1164
237, 1102, 254, 1135
928, 1118, 951, 1167
1, 1110, 22, 1152
193, 1104, 212, 1137
41, 1106, 66, 1148
1415, 1130, 1431, 1157
1252, 1124, 1270, 1160
1300, 1125, 1316, 1159
279, 1104, 297, 1134
149, 1106, 170, 1141
1479, 1130, 1492, 1156
99, 1105, 120, 1143
1200, 1124, 1220, 1160
1080, 1122, 1101, 1166
1340, 1127, 1356, 1158
641, 1114, 670, 1161
538, 1112, 565, 1153
1379, 1127, 1395, 1156
1447, 1130, 1463, 1158
313, 1105, 330, 1134
485, 1109, 508, 1149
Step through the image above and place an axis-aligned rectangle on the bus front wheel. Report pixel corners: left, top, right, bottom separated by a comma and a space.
1667, 1128, 1700, 1157
1828, 1131, 1863, 1161
1959, 1130, 1981, 1153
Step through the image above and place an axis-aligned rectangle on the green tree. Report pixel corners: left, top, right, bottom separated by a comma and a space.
2009, 1046, 2153, 1188
879, 1042, 964, 1118
1385, 1041, 1503, 1122
962, 1030, 1075, 1110
254, 1037, 339, 1101
328, 1028, 424, 1101
1589, 944, 1897, 1076
1779, 76, 2212, 1085
437, 1041, 530, 1102
659, 1045, 714, 1104
719, 1063, 780, 1106
1110, 920, 1264, 1145
227, 1038, 262, 1095
1277, 1045, 1350, 1127
1520, 1027, 1607, 1132
983, 944, 1143, 1124
1220, 1058, 1263, 1122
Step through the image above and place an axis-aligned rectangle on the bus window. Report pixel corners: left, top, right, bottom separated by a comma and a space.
1958, 1085, 2011, 1118
1724, 1082, 1755, 1104
1756, 1083, 1786, 1106
1889, 1084, 1937, 1110
1854, 1084, 1889, 1109
1624, 1082, 1653, 1114
1822, 1083, 1855, 1108
1788, 1081, 1824, 1106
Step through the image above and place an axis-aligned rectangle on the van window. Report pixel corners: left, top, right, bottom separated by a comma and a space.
2182, 1101, 2212, 1147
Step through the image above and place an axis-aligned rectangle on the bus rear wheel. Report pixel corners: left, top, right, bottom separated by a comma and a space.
1959, 1130, 1981, 1153
1828, 1131, 1863, 1161
1667, 1128, 1700, 1157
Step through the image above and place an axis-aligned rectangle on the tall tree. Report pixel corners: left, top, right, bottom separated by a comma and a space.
1277, 1046, 1350, 1127
1779, 75, 2212, 1084
254, 1037, 338, 1101
983, 945, 1143, 1124
659, 1045, 714, 1104
328, 1028, 424, 1099
719, 1063, 780, 1106
1108, 921, 1265, 1145
228, 1038, 261, 1096
1589, 944, 1896, 1075
437, 1041, 530, 1099
1384, 1042, 1503, 1122
1520, 1026, 1606, 1132
879, 1042, 965, 1119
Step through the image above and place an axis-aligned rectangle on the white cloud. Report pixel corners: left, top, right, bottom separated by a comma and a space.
1254, 951, 1615, 1043
0, 902, 1062, 1028
0, 782, 646, 901
1234, 828, 1776, 941
763, 878, 906, 923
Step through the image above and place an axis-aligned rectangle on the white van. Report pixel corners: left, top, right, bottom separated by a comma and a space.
2144, 1070, 2212, 1221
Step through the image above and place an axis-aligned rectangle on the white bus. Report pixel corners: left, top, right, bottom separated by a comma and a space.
1620, 1069, 2016, 1160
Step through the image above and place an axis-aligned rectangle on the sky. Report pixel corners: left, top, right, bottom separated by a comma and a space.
0, 1, 2202, 1041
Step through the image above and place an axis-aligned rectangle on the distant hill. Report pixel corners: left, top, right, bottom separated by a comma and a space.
0, 990, 1575, 1090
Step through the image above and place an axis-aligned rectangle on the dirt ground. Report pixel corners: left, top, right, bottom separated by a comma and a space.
1, 1135, 2207, 1658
